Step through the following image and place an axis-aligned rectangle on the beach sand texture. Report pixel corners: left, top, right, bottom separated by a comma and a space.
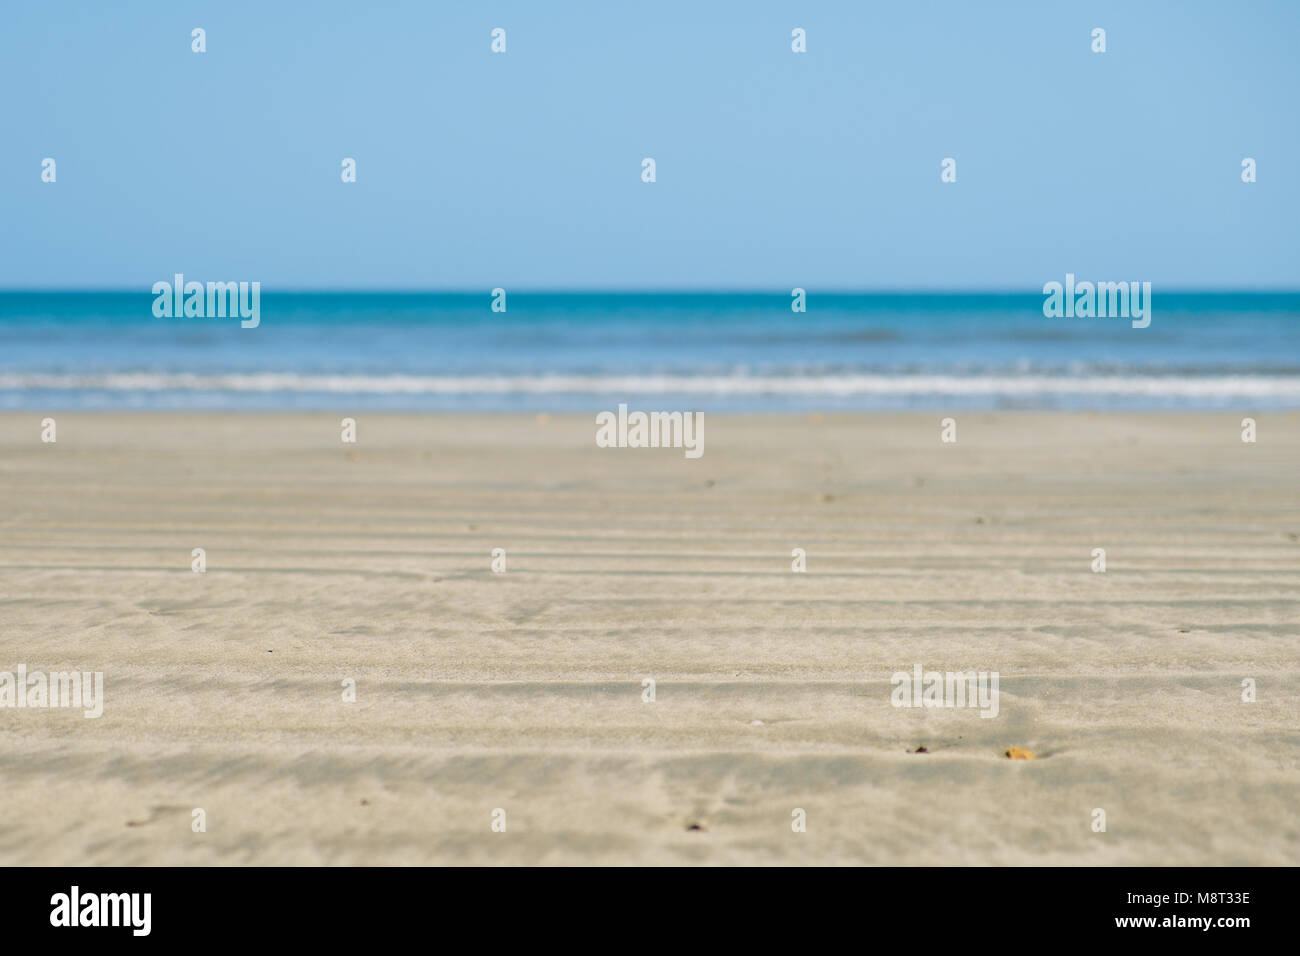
0, 412, 1296, 865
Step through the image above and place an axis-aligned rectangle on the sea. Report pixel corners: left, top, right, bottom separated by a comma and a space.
2, 291, 1297, 412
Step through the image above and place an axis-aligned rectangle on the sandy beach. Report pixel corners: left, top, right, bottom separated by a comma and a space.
0, 411, 1296, 865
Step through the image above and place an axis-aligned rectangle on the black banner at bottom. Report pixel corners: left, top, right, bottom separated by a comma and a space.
0, 866, 1277, 943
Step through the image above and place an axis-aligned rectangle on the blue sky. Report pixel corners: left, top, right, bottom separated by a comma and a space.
3, 0, 1297, 290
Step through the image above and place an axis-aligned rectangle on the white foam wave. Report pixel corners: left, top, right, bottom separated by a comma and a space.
3, 372, 1300, 398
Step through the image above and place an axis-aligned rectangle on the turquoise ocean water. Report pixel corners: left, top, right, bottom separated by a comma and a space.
1, 291, 1298, 411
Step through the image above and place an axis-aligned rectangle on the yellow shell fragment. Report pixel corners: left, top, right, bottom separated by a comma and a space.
1004, 747, 1036, 760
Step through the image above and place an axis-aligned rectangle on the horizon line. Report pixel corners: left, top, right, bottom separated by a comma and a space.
4, 286, 1300, 296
